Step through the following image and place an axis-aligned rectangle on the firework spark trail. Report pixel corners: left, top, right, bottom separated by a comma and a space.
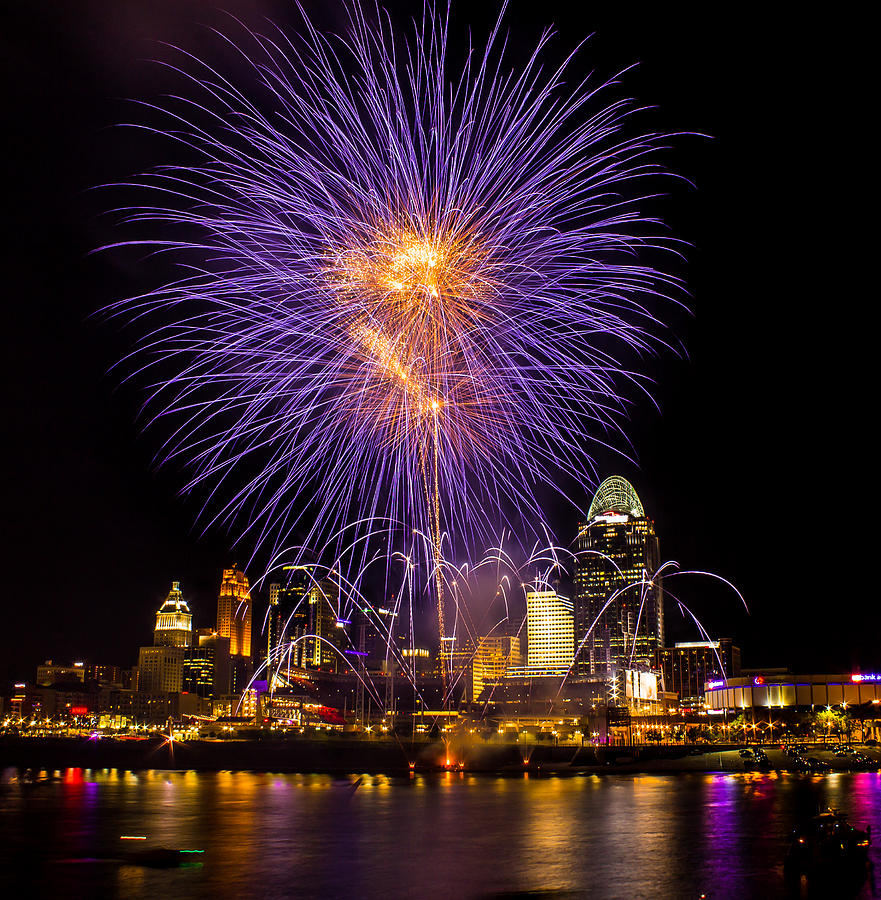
104, 1, 683, 570
255, 535, 748, 724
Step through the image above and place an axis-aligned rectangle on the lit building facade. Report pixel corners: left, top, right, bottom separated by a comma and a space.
507, 588, 573, 676
35, 661, 86, 686
267, 566, 310, 670
182, 646, 214, 699
88, 664, 125, 686
573, 476, 663, 678
183, 631, 231, 700
704, 672, 881, 711
401, 647, 433, 675
472, 635, 522, 700
217, 567, 252, 658
660, 639, 741, 702
101, 689, 203, 725
217, 567, 252, 694
438, 637, 476, 701
153, 581, 193, 647
305, 578, 346, 672
137, 645, 185, 693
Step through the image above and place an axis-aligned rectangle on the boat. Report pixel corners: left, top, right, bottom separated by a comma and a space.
785, 809, 871, 876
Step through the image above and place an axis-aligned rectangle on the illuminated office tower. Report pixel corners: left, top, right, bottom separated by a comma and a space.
524, 588, 574, 674
573, 476, 663, 677
305, 577, 346, 672
191, 628, 231, 697
472, 635, 522, 700
138, 645, 184, 693
267, 567, 310, 669
183, 629, 232, 700
182, 643, 215, 698
217, 567, 252, 658
660, 639, 741, 701
153, 581, 193, 647
217, 567, 252, 693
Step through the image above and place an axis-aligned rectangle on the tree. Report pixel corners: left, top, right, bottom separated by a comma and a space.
814, 708, 846, 741
730, 714, 747, 741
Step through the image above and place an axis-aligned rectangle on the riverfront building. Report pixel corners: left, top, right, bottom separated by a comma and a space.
573, 477, 663, 678
703, 672, 881, 711
660, 640, 741, 702
136, 584, 195, 693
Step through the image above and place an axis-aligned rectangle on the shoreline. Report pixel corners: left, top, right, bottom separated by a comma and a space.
2, 737, 878, 778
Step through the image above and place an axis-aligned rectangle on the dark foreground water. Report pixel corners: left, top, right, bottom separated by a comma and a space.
0, 769, 878, 899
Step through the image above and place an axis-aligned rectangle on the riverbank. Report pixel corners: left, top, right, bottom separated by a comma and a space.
2, 736, 879, 776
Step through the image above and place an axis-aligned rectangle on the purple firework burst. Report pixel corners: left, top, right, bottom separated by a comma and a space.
104, 2, 682, 566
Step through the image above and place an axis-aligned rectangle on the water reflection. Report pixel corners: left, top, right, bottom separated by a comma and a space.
0, 770, 877, 899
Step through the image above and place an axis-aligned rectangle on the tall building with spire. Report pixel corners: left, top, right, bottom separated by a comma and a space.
573, 476, 663, 681
153, 581, 193, 647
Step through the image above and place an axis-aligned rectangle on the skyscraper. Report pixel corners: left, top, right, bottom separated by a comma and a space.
217, 567, 252, 658
189, 628, 231, 698
660, 639, 741, 701
524, 588, 574, 674
138, 645, 184, 693
305, 577, 346, 672
217, 567, 252, 693
153, 581, 193, 647
573, 476, 663, 679
267, 566, 310, 671
182, 643, 216, 698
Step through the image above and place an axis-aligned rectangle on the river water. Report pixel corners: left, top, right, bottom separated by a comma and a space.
0, 769, 878, 899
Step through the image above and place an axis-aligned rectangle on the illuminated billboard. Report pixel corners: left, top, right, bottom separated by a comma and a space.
624, 669, 658, 702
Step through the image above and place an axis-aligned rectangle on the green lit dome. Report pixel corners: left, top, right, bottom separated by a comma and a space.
588, 476, 645, 519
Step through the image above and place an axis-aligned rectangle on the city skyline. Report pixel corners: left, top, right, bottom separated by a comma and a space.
3, 0, 871, 685
1, 7, 875, 900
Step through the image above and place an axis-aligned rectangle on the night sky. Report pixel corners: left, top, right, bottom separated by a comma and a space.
3, 1, 871, 685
